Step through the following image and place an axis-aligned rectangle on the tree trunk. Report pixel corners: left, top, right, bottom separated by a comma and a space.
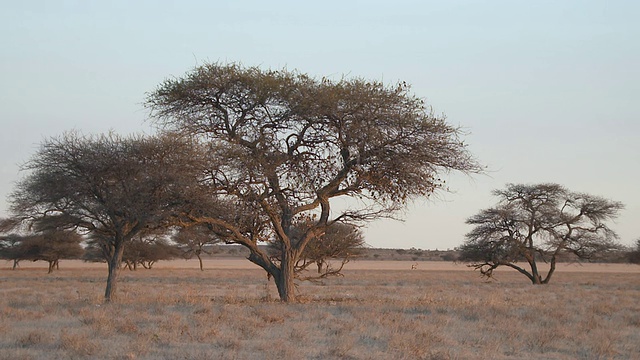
525, 250, 543, 285
542, 256, 556, 284
12, 259, 19, 270
275, 249, 297, 302
529, 262, 542, 284
47, 260, 55, 274
197, 253, 204, 271
531, 274, 542, 284
104, 241, 125, 302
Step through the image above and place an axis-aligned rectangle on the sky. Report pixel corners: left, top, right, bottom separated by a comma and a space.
1, 1, 638, 249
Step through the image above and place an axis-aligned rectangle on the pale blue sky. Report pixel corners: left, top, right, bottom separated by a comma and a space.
1, 1, 638, 249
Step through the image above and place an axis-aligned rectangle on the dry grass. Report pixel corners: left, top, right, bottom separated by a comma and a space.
0, 262, 639, 359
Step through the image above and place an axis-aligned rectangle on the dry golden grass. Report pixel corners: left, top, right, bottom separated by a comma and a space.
0, 261, 639, 359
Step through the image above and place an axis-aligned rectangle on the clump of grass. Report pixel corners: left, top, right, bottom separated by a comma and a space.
59, 329, 101, 356
15, 330, 53, 348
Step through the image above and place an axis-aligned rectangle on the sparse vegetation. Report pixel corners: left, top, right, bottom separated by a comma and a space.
0, 262, 638, 359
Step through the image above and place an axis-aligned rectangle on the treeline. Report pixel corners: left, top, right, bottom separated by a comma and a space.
350, 247, 634, 263
0, 230, 179, 272
0, 222, 367, 273
3, 232, 638, 273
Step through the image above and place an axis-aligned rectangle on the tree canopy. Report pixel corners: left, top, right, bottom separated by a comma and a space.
20, 230, 84, 273
9, 132, 202, 301
459, 183, 624, 284
147, 62, 482, 301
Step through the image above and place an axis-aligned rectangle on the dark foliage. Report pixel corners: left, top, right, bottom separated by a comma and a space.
459, 183, 624, 284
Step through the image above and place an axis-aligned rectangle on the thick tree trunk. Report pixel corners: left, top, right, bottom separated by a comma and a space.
104, 241, 125, 302
275, 249, 297, 302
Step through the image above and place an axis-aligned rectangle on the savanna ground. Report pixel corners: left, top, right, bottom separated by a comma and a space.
1, 260, 639, 360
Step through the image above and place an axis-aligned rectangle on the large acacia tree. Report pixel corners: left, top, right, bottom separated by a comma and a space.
459, 183, 624, 284
147, 63, 481, 302
9, 132, 201, 301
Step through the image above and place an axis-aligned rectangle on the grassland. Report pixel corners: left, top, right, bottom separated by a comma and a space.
1, 260, 639, 359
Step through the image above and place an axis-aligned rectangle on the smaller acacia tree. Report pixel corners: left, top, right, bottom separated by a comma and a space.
19, 230, 84, 273
173, 224, 222, 271
9, 132, 201, 301
459, 183, 623, 284
0, 218, 26, 269
123, 236, 179, 270
0, 234, 26, 269
269, 222, 366, 278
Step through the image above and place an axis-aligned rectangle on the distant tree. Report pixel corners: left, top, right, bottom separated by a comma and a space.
173, 224, 222, 271
18, 230, 84, 273
0, 218, 27, 269
459, 183, 624, 284
0, 234, 27, 269
440, 252, 458, 262
9, 132, 201, 301
147, 62, 481, 301
628, 238, 640, 264
123, 235, 180, 270
304, 222, 366, 276
269, 222, 366, 278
